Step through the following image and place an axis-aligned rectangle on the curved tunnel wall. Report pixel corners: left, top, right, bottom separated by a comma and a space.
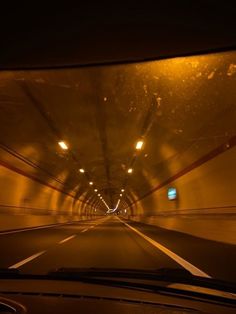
127, 142, 236, 244
0, 51, 235, 238
0, 153, 96, 232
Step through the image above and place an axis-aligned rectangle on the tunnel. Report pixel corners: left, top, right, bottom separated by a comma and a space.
0, 48, 236, 281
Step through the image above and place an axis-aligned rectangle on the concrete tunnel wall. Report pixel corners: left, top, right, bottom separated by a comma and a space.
0, 155, 96, 232
127, 144, 236, 245
1, 141, 235, 244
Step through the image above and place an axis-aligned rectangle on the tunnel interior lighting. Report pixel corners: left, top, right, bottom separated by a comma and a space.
127, 168, 133, 174
115, 199, 120, 210
120, 194, 122, 197
94, 189, 98, 192
102, 199, 110, 211
106, 199, 120, 214
135, 140, 144, 150
98, 194, 101, 196
89, 181, 93, 185
58, 141, 68, 150
79, 168, 85, 173
121, 189, 125, 192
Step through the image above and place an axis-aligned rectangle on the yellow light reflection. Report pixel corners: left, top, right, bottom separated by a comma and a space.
135, 140, 144, 150
58, 141, 68, 150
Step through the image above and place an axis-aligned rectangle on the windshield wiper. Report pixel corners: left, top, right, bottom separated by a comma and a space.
1, 267, 236, 297
49, 267, 192, 280
47, 267, 236, 305
0, 268, 20, 277
48, 267, 236, 294
0, 267, 236, 305
0, 267, 192, 281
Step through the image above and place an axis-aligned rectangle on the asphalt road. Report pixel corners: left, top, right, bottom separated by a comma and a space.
0, 216, 235, 282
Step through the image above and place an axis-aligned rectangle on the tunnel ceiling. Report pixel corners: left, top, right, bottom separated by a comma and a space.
0, 51, 235, 212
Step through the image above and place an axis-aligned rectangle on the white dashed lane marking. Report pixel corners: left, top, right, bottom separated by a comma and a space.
59, 234, 77, 244
8, 251, 46, 269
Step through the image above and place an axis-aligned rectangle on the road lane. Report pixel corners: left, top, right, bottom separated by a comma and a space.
121, 219, 210, 278
0, 218, 106, 268
0, 216, 235, 282
120, 218, 236, 282
16, 216, 181, 274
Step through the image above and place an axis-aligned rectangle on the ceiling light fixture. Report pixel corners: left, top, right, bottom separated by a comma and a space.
89, 182, 93, 185
58, 141, 68, 150
127, 168, 133, 174
79, 168, 85, 173
102, 199, 110, 211
107, 199, 120, 214
135, 140, 144, 150
94, 189, 98, 192
121, 189, 125, 192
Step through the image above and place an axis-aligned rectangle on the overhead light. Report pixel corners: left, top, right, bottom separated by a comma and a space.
100, 196, 102, 199
98, 194, 101, 196
106, 199, 120, 214
79, 168, 85, 173
127, 168, 133, 174
102, 199, 110, 210
94, 189, 98, 192
89, 182, 93, 185
135, 140, 144, 150
58, 141, 68, 150
121, 189, 125, 192
120, 194, 122, 197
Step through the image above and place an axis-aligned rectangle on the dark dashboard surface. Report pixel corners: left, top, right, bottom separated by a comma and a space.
0, 3, 236, 69
0, 279, 235, 314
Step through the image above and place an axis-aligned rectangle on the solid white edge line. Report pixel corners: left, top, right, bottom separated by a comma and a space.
0, 223, 68, 235
0, 217, 108, 236
120, 219, 211, 278
8, 251, 46, 269
59, 234, 76, 244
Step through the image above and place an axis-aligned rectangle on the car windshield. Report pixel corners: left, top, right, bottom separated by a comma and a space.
0, 50, 235, 284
